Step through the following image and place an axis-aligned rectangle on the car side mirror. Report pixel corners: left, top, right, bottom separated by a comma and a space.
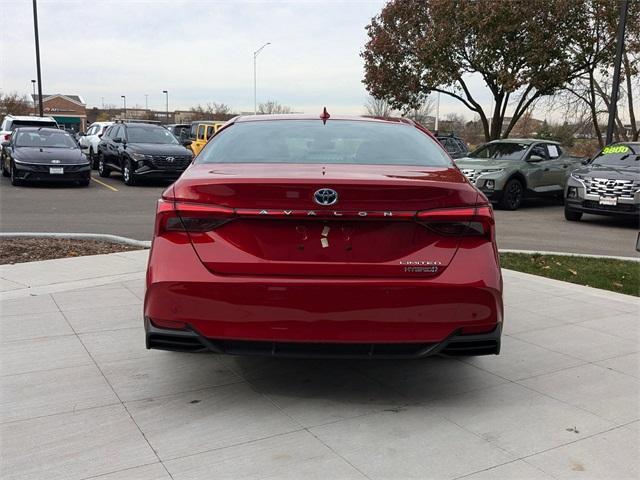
581, 158, 590, 165
113, 137, 123, 144
1, 141, 10, 148
181, 139, 192, 147
528, 155, 544, 162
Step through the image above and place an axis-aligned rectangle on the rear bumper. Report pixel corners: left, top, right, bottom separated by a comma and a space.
144, 235, 503, 350
145, 316, 502, 358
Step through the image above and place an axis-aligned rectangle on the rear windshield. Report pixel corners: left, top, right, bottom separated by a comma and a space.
196, 120, 452, 166
470, 142, 529, 161
15, 130, 77, 148
591, 144, 640, 166
127, 126, 179, 144
11, 120, 57, 130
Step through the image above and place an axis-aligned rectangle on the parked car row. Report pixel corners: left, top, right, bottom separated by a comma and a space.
451, 138, 639, 220
2, 114, 638, 223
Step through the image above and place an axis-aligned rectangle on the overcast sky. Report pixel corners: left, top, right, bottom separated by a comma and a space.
2, 0, 504, 118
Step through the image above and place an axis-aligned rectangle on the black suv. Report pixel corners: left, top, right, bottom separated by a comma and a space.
436, 133, 469, 159
97, 122, 193, 185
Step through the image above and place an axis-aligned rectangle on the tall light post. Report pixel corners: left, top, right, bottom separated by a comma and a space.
121, 95, 127, 119
145, 94, 149, 111
253, 42, 270, 115
32, 0, 43, 117
434, 92, 440, 132
162, 90, 169, 123
31, 80, 36, 115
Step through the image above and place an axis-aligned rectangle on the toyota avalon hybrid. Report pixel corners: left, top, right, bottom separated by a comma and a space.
144, 113, 503, 358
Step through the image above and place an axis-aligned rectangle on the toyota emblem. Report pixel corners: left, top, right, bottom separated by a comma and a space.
314, 188, 338, 206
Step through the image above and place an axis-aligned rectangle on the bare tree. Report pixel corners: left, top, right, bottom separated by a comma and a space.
191, 102, 235, 121
258, 100, 292, 115
0, 93, 32, 123
364, 96, 396, 117
404, 97, 435, 127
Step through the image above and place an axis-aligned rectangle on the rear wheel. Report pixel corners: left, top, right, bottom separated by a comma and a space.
498, 179, 524, 210
122, 158, 137, 186
564, 207, 582, 221
1, 157, 9, 177
98, 153, 110, 178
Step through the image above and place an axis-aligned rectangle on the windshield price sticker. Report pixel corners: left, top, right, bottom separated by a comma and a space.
602, 145, 630, 155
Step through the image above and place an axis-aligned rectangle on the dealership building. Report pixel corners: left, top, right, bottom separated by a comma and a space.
31, 94, 87, 132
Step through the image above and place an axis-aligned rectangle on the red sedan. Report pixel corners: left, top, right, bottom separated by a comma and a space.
144, 113, 503, 358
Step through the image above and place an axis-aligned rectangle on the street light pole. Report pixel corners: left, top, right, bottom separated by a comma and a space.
253, 42, 271, 115
145, 94, 148, 111
121, 95, 127, 119
605, 0, 629, 145
31, 80, 36, 115
163, 90, 169, 123
32, 0, 43, 117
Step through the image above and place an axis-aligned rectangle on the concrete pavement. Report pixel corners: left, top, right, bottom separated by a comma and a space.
1, 172, 638, 257
1, 250, 638, 480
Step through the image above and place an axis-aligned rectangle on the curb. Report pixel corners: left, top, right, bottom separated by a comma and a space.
1, 233, 638, 262
0, 232, 151, 248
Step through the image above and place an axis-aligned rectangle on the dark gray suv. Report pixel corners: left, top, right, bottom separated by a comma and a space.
564, 142, 640, 221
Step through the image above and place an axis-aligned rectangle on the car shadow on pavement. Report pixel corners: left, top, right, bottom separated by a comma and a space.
222, 355, 497, 409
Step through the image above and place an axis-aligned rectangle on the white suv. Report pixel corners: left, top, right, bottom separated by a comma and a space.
1, 115, 58, 142
79, 121, 113, 169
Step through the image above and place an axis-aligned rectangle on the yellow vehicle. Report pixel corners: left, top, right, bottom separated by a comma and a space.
189, 121, 226, 156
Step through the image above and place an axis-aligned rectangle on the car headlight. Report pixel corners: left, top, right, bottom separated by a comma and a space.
131, 153, 152, 161
570, 173, 584, 182
479, 168, 504, 175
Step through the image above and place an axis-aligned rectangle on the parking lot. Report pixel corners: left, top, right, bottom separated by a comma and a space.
1, 250, 638, 480
1, 171, 638, 257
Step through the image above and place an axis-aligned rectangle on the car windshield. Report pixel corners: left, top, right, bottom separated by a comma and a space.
14, 130, 78, 148
12, 120, 57, 130
470, 142, 529, 161
127, 126, 179, 144
591, 144, 640, 166
197, 120, 452, 166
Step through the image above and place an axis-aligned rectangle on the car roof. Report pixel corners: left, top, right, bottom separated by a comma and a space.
486, 138, 561, 146
121, 122, 163, 128
89, 121, 113, 126
6, 115, 56, 122
13, 127, 68, 133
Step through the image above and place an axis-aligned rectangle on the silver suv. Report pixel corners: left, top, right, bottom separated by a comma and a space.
564, 142, 640, 221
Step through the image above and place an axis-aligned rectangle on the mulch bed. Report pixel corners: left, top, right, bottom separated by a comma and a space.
0, 238, 145, 265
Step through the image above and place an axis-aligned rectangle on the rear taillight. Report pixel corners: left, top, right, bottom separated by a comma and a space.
416, 205, 494, 238
155, 199, 234, 235
3, 134, 10, 141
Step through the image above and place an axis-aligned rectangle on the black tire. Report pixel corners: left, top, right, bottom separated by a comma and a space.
498, 179, 524, 210
564, 207, 583, 221
122, 158, 137, 186
98, 153, 110, 178
79, 176, 91, 187
10, 161, 22, 186
1, 157, 9, 177
89, 148, 98, 170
